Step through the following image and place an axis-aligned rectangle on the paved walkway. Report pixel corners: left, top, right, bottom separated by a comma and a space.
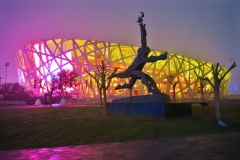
0, 131, 240, 160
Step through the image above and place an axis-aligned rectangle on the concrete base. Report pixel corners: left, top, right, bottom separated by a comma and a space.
112, 94, 171, 103
108, 94, 191, 118
60, 98, 66, 104
34, 98, 42, 105
108, 102, 165, 118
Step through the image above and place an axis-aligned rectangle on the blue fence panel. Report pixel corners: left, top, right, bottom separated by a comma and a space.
107, 103, 165, 118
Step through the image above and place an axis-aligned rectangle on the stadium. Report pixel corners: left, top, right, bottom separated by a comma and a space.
16, 38, 231, 100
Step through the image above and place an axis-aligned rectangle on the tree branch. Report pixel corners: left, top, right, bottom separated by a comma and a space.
220, 61, 237, 82
106, 68, 118, 89
194, 70, 205, 81
194, 70, 213, 87
86, 71, 101, 86
205, 77, 214, 88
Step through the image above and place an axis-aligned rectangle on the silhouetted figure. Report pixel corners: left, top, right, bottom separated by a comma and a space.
109, 12, 168, 94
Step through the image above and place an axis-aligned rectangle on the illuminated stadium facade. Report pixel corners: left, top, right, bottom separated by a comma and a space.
16, 38, 231, 99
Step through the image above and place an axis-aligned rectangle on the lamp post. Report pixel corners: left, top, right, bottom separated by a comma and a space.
5, 62, 10, 83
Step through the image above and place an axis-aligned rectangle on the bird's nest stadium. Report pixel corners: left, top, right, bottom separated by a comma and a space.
16, 38, 231, 100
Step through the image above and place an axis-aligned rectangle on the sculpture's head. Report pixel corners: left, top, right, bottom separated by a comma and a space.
137, 46, 151, 58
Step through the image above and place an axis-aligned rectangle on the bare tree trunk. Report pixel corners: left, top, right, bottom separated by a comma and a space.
49, 93, 53, 108
214, 84, 221, 119
173, 85, 176, 102
201, 87, 206, 113
99, 88, 103, 109
201, 87, 205, 102
103, 87, 107, 117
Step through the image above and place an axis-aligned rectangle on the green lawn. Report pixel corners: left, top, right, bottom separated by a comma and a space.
0, 104, 240, 151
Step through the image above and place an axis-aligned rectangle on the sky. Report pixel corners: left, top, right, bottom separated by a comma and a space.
0, 0, 239, 92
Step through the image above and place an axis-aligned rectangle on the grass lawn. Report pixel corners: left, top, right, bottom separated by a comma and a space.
0, 104, 240, 151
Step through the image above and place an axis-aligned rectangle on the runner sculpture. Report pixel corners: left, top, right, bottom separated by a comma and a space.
109, 12, 168, 94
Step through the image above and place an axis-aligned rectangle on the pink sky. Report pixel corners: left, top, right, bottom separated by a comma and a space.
0, 0, 239, 93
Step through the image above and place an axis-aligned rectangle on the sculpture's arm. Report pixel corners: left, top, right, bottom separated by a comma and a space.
125, 51, 168, 70
141, 51, 168, 63
140, 23, 147, 47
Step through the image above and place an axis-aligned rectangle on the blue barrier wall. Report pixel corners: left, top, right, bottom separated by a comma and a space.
107, 103, 165, 118
107, 102, 192, 118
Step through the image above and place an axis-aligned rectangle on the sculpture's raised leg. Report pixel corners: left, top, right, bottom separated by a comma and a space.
113, 70, 162, 94
115, 78, 137, 90
109, 72, 128, 79
128, 70, 158, 94
145, 74, 161, 94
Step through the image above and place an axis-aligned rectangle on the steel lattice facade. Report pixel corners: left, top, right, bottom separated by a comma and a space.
16, 38, 231, 99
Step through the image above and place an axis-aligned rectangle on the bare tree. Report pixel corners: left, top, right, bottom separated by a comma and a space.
87, 68, 103, 109
41, 75, 58, 107
194, 70, 208, 102
87, 60, 117, 116
167, 75, 178, 102
195, 62, 237, 119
